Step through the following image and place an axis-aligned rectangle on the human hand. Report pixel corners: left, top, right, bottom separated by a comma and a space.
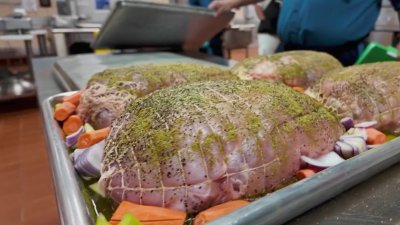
209, 0, 241, 16
254, 4, 265, 20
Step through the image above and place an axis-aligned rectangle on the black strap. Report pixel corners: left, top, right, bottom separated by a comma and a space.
258, 0, 280, 34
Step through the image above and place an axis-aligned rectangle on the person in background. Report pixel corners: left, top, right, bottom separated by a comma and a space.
210, 0, 400, 66
254, 0, 280, 55
189, 0, 225, 57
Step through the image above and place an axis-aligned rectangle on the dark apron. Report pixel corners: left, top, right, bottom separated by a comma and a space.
277, 38, 368, 66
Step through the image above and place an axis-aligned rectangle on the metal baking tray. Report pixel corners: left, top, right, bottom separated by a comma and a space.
93, 0, 234, 50
52, 52, 233, 91
42, 92, 400, 225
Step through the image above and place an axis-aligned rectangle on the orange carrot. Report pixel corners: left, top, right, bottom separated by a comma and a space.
110, 201, 186, 225
63, 91, 83, 106
296, 169, 315, 180
292, 86, 304, 93
77, 127, 111, 149
194, 200, 249, 225
366, 128, 386, 145
54, 102, 76, 121
62, 115, 83, 135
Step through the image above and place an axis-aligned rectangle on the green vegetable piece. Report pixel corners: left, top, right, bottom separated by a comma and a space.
96, 214, 110, 225
387, 134, 397, 141
89, 182, 106, 198
118, 213, 142, 225
84, 123, 96, 133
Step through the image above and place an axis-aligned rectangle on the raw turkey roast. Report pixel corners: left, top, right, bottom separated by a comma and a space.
307, 62, 400, 134
77, 63, 236, 129
232, 50, 342, 88
100, 80, 343, 213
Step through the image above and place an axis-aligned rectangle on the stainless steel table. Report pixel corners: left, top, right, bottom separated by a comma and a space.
32, 54, 400, 225
52, 28, 100, 57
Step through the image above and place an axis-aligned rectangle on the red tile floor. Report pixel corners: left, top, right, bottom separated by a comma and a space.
0, 97, 59, 225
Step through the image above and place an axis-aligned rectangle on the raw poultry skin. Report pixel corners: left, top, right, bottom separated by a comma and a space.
100, 80, 343, 213
307, 62, 400, 134
232, 50, 342, 88
77, 63, 237, 129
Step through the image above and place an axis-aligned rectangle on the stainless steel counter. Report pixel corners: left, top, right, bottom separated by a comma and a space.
33, 54, 400, 225
52, 52, 235, 91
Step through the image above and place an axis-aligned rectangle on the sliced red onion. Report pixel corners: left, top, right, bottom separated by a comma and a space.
301, 151, 345, 169
346, 128, 367, 141
335, 141, 355, 159
339, 135, 365, 141
354, 120, 377, 128
70, 148, 86, 161
340, 117, 354, 130
340, 135, 367, 154
73, 140, 105, 177
65, 126, 84, 147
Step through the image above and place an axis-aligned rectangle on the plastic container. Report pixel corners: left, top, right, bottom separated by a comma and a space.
355, 42, 398, 64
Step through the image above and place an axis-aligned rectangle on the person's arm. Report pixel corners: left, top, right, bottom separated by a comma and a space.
254, 4, 265, 20
209, 0, 263, 15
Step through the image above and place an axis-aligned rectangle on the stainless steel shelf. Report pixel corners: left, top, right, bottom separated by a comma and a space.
0, 73, 36, 102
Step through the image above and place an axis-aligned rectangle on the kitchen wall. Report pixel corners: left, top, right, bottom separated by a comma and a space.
0, 0, 56, 18
0, 0, 56, 58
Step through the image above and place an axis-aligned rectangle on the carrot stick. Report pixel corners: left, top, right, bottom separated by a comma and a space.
77, 127, 111, 149
54, 102, 76, 121
62, 115, 83, 135
63, 91, 83, 106
292, 86, 304, 93
194, 200, 249, 225
110, 201, 186, 225
295, 169, 315, 180
366, 128, 387, 145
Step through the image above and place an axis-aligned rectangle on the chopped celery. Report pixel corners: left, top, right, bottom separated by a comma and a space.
84, 123, 95, 133
53, 103, 61, 111
89, 182, 106, 198
387, 134, 397, 141
118, 213, 141, 225
96, 214, 110, 225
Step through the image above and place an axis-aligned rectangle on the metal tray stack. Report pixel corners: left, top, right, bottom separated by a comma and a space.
93, 0, 234, 50
42, 91, 400, 225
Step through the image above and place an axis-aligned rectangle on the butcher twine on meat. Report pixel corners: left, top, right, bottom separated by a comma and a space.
100, 80, 344, 213
77, 63, 236, 129
307, 61, 400, 134
232, 50, 342, 88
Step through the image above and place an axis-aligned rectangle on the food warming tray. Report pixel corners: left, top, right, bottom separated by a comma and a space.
52, 52, 234, 91
42, 92, 400, 225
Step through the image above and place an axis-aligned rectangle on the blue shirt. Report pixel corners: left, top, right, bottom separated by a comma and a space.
278, 0, 400, 47
188, 0, 213, 7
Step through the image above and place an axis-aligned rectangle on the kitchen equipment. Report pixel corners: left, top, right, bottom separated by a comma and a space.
42, 91, 400, 225
93, 0, 234, 50
355, 42, 398, 64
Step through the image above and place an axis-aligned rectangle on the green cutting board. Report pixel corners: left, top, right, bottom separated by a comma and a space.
355, 42, 398, 64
